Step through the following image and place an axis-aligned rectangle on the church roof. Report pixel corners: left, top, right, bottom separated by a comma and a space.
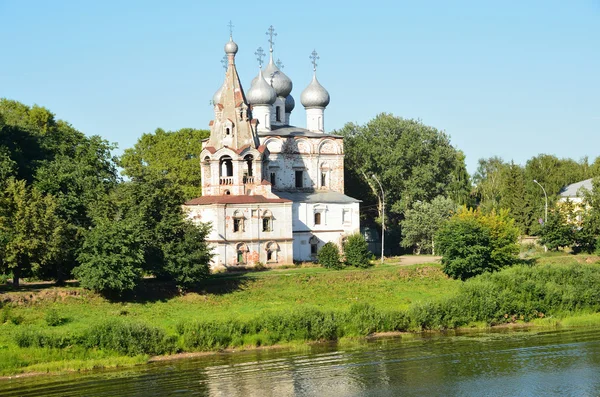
560, 178, 593, 198
258, 125, 342, 138
276, 191, 360, 204
185, 195, 291, 205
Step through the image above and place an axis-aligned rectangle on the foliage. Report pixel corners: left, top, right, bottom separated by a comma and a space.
161, 222, 213, 290
74, 219, 145, 297
335, 114, 470, 254
45, 309, 67, 327
317, 242, 342, 269
119, 128, 209, 200
401, 196, 457, 254
539, 208, 575, 251
0, 178, 67, 286
343, 233, 372, 268
436, 208, 519, 280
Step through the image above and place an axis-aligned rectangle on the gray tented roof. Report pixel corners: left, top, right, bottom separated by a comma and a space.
559, 178, 593, 198
276, 191, 360, 203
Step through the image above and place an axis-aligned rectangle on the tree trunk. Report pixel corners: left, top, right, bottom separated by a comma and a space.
13, 266, 20, 288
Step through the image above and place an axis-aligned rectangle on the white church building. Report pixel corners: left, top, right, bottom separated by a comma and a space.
183, 27, 360, 269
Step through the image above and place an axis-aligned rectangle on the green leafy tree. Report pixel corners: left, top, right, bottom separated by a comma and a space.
575, 178, 600, 253
119, 128, 209, 199
74, 218, 145, 297
539, 206, 575, 251
401, 196, 457, 254
499, 162, 531, 233
343, 233, 372, 268
0, 179, 66, 286
162, 222, 213, 290
336, 114, 469, 254
436, 208, 519, 280
318, 242, 342, 269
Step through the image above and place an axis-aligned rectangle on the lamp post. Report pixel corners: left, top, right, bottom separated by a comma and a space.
533, 179, 548, 252
372, 174, 385, 264
533, 179, 548, 224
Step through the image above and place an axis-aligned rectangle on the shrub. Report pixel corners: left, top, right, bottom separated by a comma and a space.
539, 209, 575, 251
317, 242, 343, 269
343, 233, 372, 268
74, 219, 145, 297
436, 208, 519, 280
45, 309, 66, 326
81, 320, 175, 356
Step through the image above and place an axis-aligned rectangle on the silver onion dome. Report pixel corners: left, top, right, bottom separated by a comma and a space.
263, 59, 293, 98
285, 94, 295, 112
212, 81, 226, 105
247, 69, 277, 105
224, 37, 238, 55
300, 74, 330, 108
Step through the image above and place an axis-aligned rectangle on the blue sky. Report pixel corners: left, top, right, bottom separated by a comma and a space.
0, 0, 598, 174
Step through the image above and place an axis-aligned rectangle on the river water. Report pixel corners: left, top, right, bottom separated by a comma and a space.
2, 327, 600, 396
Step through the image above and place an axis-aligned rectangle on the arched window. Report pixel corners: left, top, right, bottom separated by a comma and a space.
276, 106, 281, 122
262, 210, 273, 232
233, 210, 244, 233
265, 241, 280, 263
236, 243, 248, 265
309, 236, 319, 258
314, 212, 321, 225
220, 156, 233, 185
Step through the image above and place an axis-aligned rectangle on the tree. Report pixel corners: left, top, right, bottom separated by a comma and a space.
499, 162, 530, 233
119, 128, 210, 200
401, 196, 457, 254
336, 114, 469, 254
343, 233, 372, 268
318, 242, 342, 269
436, 208, 519, 280
74, 218, 145, 297
575, 178, 600, 253
0, 179, 66, 286
539, 204, 576, 251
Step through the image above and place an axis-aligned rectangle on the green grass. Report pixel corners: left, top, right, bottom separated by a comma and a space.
0, 262, 454, 375
3, 253, 600, 377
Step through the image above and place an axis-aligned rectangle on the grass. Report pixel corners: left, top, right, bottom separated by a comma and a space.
3, 253, 600, 377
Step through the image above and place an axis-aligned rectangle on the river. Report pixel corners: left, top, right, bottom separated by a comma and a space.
1, 327, 600, 396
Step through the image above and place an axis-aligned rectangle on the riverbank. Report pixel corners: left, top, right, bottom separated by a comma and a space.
1, 254, 600, 377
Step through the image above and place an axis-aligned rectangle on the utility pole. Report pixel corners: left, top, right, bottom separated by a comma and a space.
372, 174, 385, 264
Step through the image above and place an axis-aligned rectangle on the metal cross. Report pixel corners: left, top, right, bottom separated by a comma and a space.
228, 21, 234, 37
310, 50, 319, 71
276, 59, 284, 69
221, 55, 228, 70
255, 47, 265, 68
266, 25, 277, 51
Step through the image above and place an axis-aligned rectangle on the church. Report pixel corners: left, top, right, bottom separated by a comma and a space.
183, 27, 360, 270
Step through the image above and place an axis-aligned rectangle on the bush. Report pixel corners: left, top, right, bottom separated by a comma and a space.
343, 233, 372, 268
73, 219, 145, 297
81, 320, 175, 356
539, 209, 575, 251
436, 208, 519, 280
45, 309, 66, 326
317, 242, 343, 269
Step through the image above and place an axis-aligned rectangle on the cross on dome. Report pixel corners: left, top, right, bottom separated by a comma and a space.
266, 25, 277, 53
310, 50, 319, 72
255, 47, 266, 68
228, 20, 234, 38
276, 59, 284, 69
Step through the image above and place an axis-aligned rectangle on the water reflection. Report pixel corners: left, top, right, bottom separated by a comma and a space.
2, 328, 600, 396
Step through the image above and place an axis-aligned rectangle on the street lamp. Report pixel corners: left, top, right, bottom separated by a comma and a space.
533, 179, 548, 224
533, 179, 548, 253
372, 174, 385, 263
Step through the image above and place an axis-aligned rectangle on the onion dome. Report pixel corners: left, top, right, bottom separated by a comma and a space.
212, 81, 225, 105
285, 94, 295, 112
224, 37, 238, 55
247, 68, 276, 105
300, 74, 330, 108
263, 58, 293, 98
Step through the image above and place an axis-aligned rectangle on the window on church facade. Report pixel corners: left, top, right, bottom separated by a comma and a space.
295, 171, 303, 188
276, 106, 281, 122
321, 172, 326, 188
263, 217, 272, 232
314, 212, 321, 225
342, 209, 351, 225
237, 250, 245, 264
233, 218, 241, 232
270, 172, 276, 186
